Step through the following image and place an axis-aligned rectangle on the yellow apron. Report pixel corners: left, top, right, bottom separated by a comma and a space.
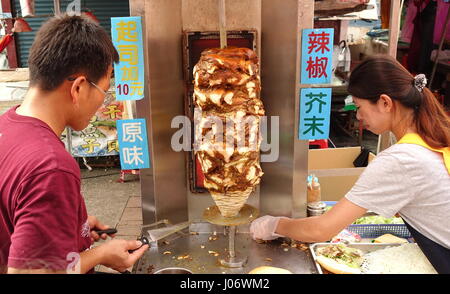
397, 133, 450, 174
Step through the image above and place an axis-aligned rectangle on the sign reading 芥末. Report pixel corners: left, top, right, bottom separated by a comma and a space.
301, 28, 334, 85
117, 119, 150, 170
299, 88, 332, 140
111, 17, 145, 101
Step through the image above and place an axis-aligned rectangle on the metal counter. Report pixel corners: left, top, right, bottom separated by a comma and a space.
133, 226, 318, 274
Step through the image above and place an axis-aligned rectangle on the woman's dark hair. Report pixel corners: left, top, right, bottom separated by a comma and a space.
28, 14, 119, 91
348, 54, 450, 148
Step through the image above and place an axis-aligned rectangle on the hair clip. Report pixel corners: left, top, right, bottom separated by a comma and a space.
414, 74, 427, 93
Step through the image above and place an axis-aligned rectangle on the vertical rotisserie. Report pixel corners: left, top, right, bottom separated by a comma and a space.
193, 47, 264, 217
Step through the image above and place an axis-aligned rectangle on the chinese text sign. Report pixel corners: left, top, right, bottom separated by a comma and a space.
117, 119, 150, 169
301, 28, 334, 84
111, 17, 145, 101
70, 100, 123, 157
299, 88, 331, 140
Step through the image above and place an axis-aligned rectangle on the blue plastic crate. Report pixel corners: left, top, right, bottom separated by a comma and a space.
347, 224, 412, 239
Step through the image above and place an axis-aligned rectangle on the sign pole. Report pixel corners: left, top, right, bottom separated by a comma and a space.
218, 0, 227, 48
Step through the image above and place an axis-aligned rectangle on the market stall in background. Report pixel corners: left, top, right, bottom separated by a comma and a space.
0, 1, 447, 168
0, 0, 130, 167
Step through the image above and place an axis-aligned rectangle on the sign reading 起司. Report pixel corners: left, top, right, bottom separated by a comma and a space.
117, 119, 150, 170
301, 28, 334, 84
111, 16, 145, 101
299, 88, 332, 140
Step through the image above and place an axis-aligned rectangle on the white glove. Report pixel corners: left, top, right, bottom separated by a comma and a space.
249, 215, 287, 241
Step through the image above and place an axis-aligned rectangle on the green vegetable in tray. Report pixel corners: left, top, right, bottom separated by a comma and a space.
324, 205, 404, 225
353, 215, 404, 225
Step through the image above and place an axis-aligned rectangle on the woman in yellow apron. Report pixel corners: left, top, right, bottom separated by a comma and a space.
250, 55, 450, 273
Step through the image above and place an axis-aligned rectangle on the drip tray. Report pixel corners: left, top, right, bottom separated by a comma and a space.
133, 226, 318, 274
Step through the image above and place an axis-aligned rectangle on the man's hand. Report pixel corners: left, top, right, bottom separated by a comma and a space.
250, 215, 288, 241
98, 239, 149, 273
88, 215, 114, 242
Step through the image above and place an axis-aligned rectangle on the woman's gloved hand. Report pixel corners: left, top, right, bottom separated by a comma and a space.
249, 215, 288, 241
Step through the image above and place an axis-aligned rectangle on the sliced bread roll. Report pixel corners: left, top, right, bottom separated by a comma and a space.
373, 234, 408, 244
248, 266, 292, 274
316, 255, 361, 274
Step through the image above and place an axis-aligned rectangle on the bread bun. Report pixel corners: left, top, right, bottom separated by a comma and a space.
373, 234, 408, 244
248, 266, 292, 274
316, 255, 361, 274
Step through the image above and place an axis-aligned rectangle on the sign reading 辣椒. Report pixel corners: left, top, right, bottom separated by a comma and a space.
301, 28, 334, 85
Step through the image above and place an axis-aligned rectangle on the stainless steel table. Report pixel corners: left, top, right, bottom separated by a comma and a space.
133, 227, 318, 274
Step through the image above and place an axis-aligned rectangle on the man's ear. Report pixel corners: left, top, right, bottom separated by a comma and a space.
378, 94, 394, 113
70, 76, 88, 107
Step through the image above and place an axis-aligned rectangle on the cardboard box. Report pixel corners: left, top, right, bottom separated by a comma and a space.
308, 147, 376, 201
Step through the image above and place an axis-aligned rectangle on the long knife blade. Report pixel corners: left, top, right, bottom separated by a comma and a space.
146, 221, 192, 242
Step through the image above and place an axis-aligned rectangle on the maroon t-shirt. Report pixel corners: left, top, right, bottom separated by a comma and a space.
0, 106, 92, 272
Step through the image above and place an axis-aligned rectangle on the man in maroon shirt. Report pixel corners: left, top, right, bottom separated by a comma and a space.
0, 14, 148, 274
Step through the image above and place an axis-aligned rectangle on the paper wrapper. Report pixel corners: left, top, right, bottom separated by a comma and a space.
210, 187, 254, 218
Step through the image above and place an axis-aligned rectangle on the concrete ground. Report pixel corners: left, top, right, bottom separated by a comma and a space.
80, 168, 143, 273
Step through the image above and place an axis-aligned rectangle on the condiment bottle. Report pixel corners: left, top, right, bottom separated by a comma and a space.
307, 174, 321, 203
307, 201, 327, 217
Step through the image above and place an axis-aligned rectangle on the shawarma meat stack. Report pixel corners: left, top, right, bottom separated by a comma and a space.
193, 47, 264, 218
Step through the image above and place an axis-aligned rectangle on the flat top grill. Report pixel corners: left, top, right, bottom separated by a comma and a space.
133, 228, 317, 274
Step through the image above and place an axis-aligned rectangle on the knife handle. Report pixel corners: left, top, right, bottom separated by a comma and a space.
95, 228, 118, 236
128, 236, 150, 254
122, 236, 149, 274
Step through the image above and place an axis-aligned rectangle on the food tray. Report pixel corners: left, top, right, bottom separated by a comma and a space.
309, 243, 403, 274
347, 224, 412, 239
323, 202, 412, 239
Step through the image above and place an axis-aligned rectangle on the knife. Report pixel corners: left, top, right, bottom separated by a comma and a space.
94, 228, 149, 252
94, 228, 118, 236
146, 221, 192, 242
121, 222, 190, 274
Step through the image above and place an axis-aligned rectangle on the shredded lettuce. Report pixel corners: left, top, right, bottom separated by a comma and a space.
353, 215, 404, 225
325, 206, 404, 225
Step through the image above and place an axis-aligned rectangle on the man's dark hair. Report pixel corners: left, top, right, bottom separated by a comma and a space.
28, 14, 119, 91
